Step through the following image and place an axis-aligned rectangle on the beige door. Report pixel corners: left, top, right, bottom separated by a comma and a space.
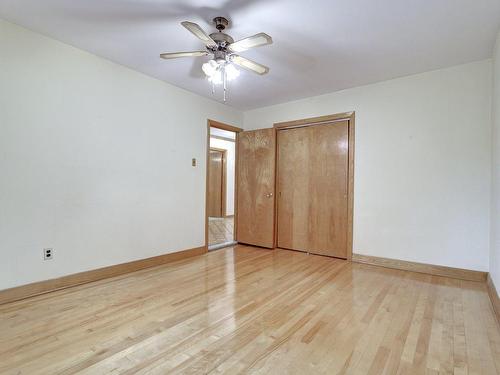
236, 129, 276, 248
277, 121, 349, 258
208, 149, 224, 217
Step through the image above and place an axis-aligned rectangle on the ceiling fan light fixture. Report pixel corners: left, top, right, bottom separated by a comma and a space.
209, 72, 223, 85
225, 63, 240, 81
207, 67, 223, 85
202, 60, 239, 84
202, 60, 219, 77
161, 17, 271, 102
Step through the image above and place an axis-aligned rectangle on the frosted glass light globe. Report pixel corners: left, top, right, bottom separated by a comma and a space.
202, 60, 218, 77
225, 64, 240, 81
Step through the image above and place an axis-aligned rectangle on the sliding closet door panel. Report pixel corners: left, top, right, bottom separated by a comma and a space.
277, 127, 310, 251
236, 129, 276, 248
277, 120, 349, 258
309, 121, 348, 258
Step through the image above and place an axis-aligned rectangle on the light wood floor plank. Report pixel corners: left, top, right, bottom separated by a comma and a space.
0, 245, 499, 374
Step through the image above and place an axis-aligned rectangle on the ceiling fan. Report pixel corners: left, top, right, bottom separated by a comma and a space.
160, 17, 272, 101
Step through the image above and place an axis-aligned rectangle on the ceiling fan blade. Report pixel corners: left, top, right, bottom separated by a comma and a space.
160, 51, 208, 59
228, 33, 273, 53
181, 21, 217, 48
231, 55, 269, 75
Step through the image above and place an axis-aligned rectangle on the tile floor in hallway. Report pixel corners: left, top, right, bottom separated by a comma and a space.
208, 216, 234, 246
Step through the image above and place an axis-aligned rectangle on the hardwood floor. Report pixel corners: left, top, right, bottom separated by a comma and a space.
208, 216, 234, 246
0, 245, 499, 374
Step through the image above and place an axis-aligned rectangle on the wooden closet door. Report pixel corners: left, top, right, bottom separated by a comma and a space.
236, 129, 276, 248
277, 121, 349, 258
309, 121, 349, 257
277, 126, 310, 252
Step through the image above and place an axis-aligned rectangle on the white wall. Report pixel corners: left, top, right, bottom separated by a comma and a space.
0, 19, 242, 290
209, 137, 236, 216
244, 60, 492, 271
1, 16, 494, 291
491, 31, 500, 287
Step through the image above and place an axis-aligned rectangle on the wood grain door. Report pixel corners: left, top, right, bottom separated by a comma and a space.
277, 120, 349, 258
236, 129, 276, 248
276, 126, 310, 252
208, 149, 224, 217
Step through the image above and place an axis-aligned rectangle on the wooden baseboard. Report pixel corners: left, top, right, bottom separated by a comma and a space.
352, 253, 487, 282
0, 246, 206, 305
487, 274, 500, 326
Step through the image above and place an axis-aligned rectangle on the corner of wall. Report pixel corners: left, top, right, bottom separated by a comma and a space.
490, 29, 500, 289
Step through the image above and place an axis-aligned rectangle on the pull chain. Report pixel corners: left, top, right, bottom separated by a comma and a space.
223, 65, 227, 102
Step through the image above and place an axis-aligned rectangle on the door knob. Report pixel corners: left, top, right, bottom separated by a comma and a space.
266, 193, 273, 198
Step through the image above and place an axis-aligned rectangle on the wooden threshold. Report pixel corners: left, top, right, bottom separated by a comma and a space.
487, 274, 500, 326
0, 246, 206, 305
352, 253, 487, 282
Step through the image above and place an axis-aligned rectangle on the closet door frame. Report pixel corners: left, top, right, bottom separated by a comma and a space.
273, 112, 355, 260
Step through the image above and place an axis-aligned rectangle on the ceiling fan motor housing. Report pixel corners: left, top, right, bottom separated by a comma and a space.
210, 16, 234, 56
214, 16, 229, 31
213, 50, 227, 63
210, 32, 234, 46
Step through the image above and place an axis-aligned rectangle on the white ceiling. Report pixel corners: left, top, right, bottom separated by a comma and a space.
1, 0, 499, 110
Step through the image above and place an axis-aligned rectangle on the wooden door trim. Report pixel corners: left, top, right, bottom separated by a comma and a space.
206, 120, 242, 250
210, 147, 227, 217
274, 112, 355, 260
274, 112, 355, 129
208, 119, 243, 133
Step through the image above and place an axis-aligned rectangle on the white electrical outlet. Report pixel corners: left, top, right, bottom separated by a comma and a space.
43, 248, 53, 260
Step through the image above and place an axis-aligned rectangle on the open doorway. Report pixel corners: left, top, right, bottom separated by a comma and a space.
206, 120, 241, 251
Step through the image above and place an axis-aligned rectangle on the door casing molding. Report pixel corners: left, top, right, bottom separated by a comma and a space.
206, 120, 243, 250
